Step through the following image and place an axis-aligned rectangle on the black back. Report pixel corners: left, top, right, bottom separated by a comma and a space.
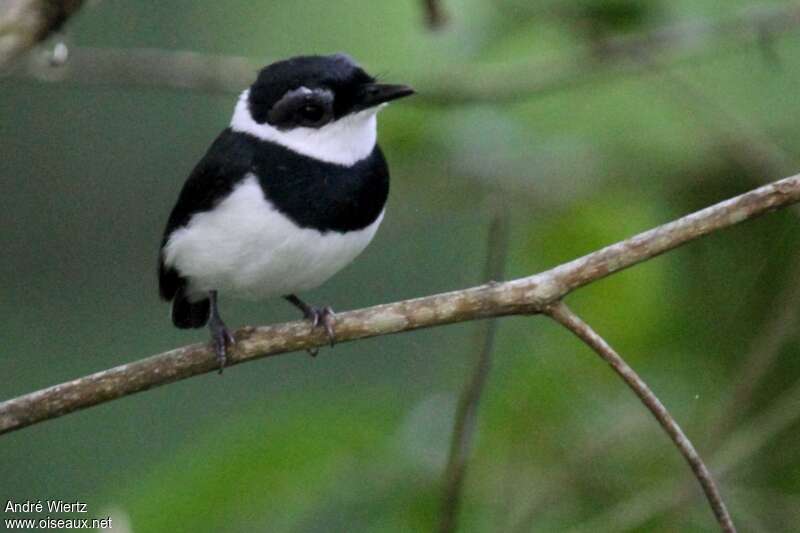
158, 129, 390, 303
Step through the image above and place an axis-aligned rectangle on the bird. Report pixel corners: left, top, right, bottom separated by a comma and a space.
158, 53, 414, 372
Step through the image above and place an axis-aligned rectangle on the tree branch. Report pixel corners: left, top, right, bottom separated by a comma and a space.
572, 372, 800, 532
0, 0, 85, 68
438, 197, 509, 533
544, 302, 735, 532
2, 173, 800, 437
6, 4, 800, 103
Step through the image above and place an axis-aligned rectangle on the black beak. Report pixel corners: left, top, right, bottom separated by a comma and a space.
357, 83, 415, 109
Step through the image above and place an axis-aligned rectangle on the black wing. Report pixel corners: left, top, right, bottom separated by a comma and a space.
158, 129, 255, 303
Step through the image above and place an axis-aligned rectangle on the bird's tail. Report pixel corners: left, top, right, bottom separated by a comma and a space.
171, 288, 211, 329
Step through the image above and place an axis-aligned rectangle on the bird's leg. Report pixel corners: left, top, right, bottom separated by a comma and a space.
208, 290, 235, 373
284, 294, 336, 355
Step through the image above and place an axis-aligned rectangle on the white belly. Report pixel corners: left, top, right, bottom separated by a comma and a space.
163, 175, 383, 300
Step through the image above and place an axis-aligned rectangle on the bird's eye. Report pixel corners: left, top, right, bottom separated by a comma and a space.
269, 88, 333, 129
300, 104, 325, 123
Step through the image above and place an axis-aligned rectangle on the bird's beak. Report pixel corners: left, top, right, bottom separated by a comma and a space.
356, 83, 415, 109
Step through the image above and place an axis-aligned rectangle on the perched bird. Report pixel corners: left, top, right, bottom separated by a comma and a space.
158, 53, 414, 371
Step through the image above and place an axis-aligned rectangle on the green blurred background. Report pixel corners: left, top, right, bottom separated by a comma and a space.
3, 0, 800, 531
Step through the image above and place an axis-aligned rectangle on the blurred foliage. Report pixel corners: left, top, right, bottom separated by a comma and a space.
2, 0, 800, 531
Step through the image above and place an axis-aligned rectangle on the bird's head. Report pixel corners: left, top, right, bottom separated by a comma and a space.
231, 54, 414, 166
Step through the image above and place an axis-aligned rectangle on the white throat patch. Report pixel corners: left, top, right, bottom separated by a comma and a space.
230, 89, 380, 166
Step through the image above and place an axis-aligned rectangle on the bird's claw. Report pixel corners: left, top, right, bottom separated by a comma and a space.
306, 305, 336, 350
284, 295, 336, 356
210, 320, 235, 374
312, 306, 336, 346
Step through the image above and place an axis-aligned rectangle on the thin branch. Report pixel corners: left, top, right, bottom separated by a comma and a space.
438, 197, 510, 533
570, 374, 800, 532
559, 268, 800, 531
6, 4, 800, 104
14, 46, 257, 93
544, 302, 736, 532
514, 265, 800, 531
2, 173, 800, 436
0, 0, 85, 68
650, 66, 800, 446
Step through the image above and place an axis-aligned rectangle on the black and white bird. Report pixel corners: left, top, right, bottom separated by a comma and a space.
158, 53, 414, 370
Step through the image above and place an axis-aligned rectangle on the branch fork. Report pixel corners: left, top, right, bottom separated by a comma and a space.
5, 170, 798, 533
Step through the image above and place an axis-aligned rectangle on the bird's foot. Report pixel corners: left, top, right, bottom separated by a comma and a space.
304, 305, 336, 353
284, 295, 336, 356
209, 316, 235, 373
